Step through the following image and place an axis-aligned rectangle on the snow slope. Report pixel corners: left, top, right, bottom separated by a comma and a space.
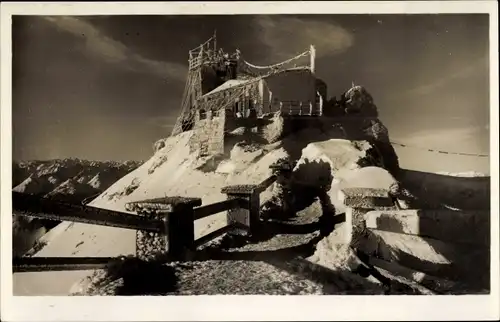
13, 122, 384, 295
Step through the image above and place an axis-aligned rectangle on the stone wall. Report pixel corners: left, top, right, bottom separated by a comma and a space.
188, 109, 226, 156
207, 109, 226, 155
339, 186, 490, 293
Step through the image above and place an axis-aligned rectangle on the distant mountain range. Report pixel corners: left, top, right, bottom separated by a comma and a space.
12, 158, 143, 256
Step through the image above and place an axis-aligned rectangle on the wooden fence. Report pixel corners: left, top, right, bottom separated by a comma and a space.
12, 165, 286, 273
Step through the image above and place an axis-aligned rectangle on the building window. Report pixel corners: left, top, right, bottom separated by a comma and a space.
199, 109, 207, 120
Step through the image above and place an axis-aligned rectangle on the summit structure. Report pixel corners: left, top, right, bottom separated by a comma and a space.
171, 33, 327, 141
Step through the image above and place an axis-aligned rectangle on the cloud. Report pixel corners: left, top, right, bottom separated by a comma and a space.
42, 16, 187, 81
254, 16, 354, 62
403, 55, 488, 97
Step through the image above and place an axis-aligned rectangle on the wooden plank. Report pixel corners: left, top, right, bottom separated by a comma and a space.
13, 256, 118, 273
12, 192, 164, 233
193, 198, 242, 220
193, 225, 234, 248
258, 175, 278, 191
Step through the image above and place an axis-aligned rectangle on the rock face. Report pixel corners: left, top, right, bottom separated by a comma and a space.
261, 112, 286, 144
344, 85, 377, 116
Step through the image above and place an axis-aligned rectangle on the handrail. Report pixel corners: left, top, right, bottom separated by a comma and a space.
243, 49, 310, 70
257, 175, 278, 192
193, 225, 235, 248
13, 174, 281, 271
13, 256, 119, 273
13, 192, 164, 233
193, 198, 245, 220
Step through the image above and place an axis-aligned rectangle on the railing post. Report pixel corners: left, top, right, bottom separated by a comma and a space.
134, 210, 165, 262
221, 184, 260, 237
269, 160, 295, 215
166, 200, 201, 260
319, 94, 324, 116
128, 197, 201, 261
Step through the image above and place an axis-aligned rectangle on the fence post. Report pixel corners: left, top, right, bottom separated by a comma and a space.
134, 210, 165, 262
309, 101, 313, 115
128, 197, 202, 261
221, 184, 260, 238
299, 102, 303, 115
269, 160, 295, 215
164, 197, 202, 260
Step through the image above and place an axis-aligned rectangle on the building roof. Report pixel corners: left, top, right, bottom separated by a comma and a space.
201, 66, 312, 98
202, 78, 256, 98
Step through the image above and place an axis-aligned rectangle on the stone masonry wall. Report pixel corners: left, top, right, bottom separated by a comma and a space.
188, 109, 226, 156
207, 109, 225, 155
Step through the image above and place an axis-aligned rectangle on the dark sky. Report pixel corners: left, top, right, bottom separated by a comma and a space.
12, 14, 490, 161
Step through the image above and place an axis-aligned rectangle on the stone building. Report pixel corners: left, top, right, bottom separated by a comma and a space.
171, 33, 328, 156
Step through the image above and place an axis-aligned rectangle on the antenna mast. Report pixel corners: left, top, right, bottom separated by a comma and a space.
213, 30, 217, 53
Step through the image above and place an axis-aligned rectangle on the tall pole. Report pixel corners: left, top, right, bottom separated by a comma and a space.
213, 29, 217, 53
310, 45, 316, 74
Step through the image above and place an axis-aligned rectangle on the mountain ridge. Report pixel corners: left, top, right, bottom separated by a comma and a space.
12, 158, 143, 257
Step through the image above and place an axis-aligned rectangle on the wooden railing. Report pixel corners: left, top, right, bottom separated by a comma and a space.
12, 192, 164, 233
188, 34, 217, 71
13, 256, 118, 273
272, 100, 322, 116
12, 162, 287, 273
